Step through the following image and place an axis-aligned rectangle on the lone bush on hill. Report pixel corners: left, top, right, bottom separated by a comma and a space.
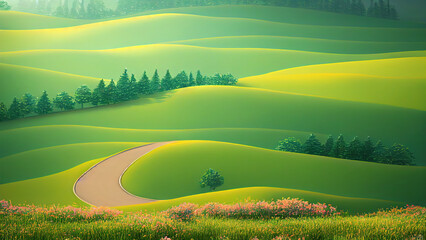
200, 168, 224, 191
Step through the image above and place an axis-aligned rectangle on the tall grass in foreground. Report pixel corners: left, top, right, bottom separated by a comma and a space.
0, 199, 424, 240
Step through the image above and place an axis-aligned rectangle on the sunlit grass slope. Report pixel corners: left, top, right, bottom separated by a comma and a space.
170, 36, 426, 54
239, 57, 426, 110
138, 5, 426, 28
0, 86, 424, 163
0, 159, 102, 206
0, 142, 144, 184
0, 125, 324, 158
1, 13, 426, 52
1, 46, 425, 79
122, 141, 426, 206
0, 11, 92, 30
119, 187, 403, 214
0, 63, 101, 104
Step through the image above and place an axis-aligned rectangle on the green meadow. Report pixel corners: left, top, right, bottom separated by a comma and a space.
0, 5, 424, 238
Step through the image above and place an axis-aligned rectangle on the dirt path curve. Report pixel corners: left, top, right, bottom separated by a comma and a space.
74, 142, 172, 207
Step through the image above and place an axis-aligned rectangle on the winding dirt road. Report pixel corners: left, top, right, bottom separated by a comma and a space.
74, 142, 172, 207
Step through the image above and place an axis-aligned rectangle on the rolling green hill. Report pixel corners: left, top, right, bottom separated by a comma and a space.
0, 11, 92, 30
0, 125, 325, 158
0, 46, 425, 80
169, 36, 426, 54
122, 141, 426, 205
0, 63, 101, 104
1, 13, 425, 52
119, 187, 403, 214
239, 57, 426, 110
0, 142, 144, 184
0, 86, 424, 164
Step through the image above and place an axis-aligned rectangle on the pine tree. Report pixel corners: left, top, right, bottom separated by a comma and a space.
177, 71, 189, 88
302, 134, 323, 155
129, 74, 139, 99
345, 136, 363, 160
0, 102, 7, 121
94, 79, 108, 105
373, 140, 388, 163
36, 91, 53, 115
362, 136, 375, 162
150, 70, 161, 93
63, 0, 69, 17
161, 70, 173, 91
196, 70, 204, 85
70, 0, 79, 17
332, 134, 346, 158
20, 93, 36, 116
188, 72, 195, 86
322, 135, 334, 156
75, 85, 92, 108
79, 0, 86, 18
8, 97, 22, 119
117, 69, 131, 101
105, 79, 118, 104
138, 71, 151, 94
54, 91, 75, 111
91, 88, 100, 106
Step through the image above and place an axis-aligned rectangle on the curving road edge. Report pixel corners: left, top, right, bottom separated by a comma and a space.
73, 142, 173, 207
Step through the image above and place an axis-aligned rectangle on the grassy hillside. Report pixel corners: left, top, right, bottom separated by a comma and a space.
1, 14, 426, 52
0, 125, 325, 158
0, 11, 92, 30
138, 5, 426, 28
239, 57, 426, 110
119, 187, 403, 214
0, 159, 102, 206
0, 63, 101, 104
0, 46, 425, 79
0, 86, 424, 163
122, 141, 426, 205
0, 142, 144, 184
170, 36, 426, 54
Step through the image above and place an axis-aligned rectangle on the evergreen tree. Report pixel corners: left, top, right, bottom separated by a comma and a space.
373, 140, 388, 163
0, 102, 7, 121
36, 91, 53, 115
177, 71, 189, 88
322, 135, 334, 156
345, 136, 363, 160
196, 70, 204, 85
70, 0, 79, 17
150, 70, 161, 93
75, 85, 92, 108
161, 70, 174, 90
105, 79, 118, 104
129, 74, 138, 99
8, 97, 22, 120
362, 136, 375, 162
79, 0, 86, 17
332, 134, 346, 158
117, 69, 131, 101
302, 134, 323, 155
138, 71, 151, 94
91, 88, 100, 106
386, 144, 415, 166
94, 79, 108, 105
20, 93, 36, 115
86, 0, 107, 19
188, 72, 195, 86
53, 91, 74, 111
276, 137, 302, 153
63, 0, 69, 17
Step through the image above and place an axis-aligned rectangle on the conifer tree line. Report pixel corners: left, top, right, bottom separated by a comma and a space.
0, 69, 238, 121
276, 134, 415, 166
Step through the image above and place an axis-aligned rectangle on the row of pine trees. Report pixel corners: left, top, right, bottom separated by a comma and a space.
0, 69, 238, 121
276, 134, 415, 165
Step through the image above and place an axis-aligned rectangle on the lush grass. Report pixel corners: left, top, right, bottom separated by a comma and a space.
0, 11, 92, 30
0, 142, 145, 184
0, 125, 323, 158
120, 187, 403, 214
1, 202, 424, 239
1, 46, 425, 80
239, 57, 426, 110
0, 63, 101, 104
122, 141, 426, 205
170, 35, 426, 54
0, 86, 424, 163
1, 13, 426, 52
0, 159, 102, 206
138, 5, 426, 28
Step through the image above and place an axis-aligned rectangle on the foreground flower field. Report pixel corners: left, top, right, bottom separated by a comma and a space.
0, 199, 424, 240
